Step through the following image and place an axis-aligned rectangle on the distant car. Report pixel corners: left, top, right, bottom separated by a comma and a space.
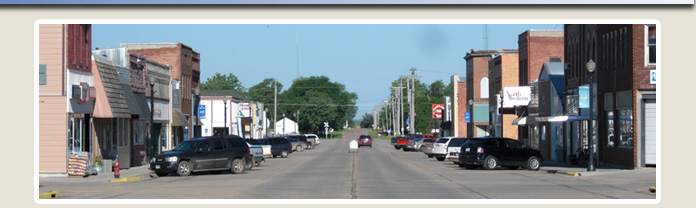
286, 136, 307, 152
427, 137, 456, 161
358, 135, 372, 148
420, 138, 438, 154
446, 137, 470, 165
394, 135, 415, 150
459, 137, 543, 170
258, 137, 293, 158
150, 135, 253, 176
303, 134, 320, 149
390, 137, 400, 147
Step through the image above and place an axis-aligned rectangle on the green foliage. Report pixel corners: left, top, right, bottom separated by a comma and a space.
359, 113, 374, 128
280, 76, 358, 134
200, 72, 247, 93
248, 78, 283, 108
383, 77, 450, 134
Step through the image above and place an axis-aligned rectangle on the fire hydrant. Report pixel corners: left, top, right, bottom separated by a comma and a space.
113, 155, 120, 178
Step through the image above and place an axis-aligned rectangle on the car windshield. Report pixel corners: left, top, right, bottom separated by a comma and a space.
172, 140, 197, 151
435, 139, 449, 143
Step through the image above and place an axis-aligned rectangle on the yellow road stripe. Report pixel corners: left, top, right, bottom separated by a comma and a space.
105, 176, 140, 183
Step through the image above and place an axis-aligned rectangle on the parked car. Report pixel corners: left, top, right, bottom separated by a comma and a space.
303, 134, 320, 149
258, 137, 293, 158
150, 135, 253, 176
358, 135, 372, 148
427, 137, 456, 161
446, 137, 470, 165
459, 137, 543, 170
420, 138, 438, 153
394, 135, 415, 150
390, 136, 400, 147
287, 137, 307, 152
403, 137, 424, 152
245, 139, 270, 166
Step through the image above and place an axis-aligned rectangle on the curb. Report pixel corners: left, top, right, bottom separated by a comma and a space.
649, 186, 656, 193
39, 191, 59, 199
104, 176, 140, 183
543, 169, 582, 177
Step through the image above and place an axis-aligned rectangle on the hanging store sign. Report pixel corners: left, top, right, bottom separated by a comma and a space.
579, 86, 590, 109
502, 86, 531, 108
239, 103, 251, 117
432, 104, 445, 119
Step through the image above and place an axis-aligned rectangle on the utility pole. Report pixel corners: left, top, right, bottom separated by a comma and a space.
409, 68, 416, 135
399, 80, 404, 135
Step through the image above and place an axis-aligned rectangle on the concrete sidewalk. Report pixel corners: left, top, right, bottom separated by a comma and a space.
539, 161, 655, 177
40, 165, 155, 183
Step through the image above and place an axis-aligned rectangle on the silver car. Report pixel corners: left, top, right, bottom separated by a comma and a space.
428, 137, 456, 161
404, 137, 424, 152
445, 138, 469, 164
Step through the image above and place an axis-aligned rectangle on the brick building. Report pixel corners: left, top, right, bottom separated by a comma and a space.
463, 49, 517, 138
488, 52, 520, 139
448, 75, 467, 137
564, 24, 657, 168
121, 42, 201, 142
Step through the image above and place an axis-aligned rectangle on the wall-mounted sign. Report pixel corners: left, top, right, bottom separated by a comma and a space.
432, 104, 444, 119
198, 105, 206, 119
465, 112, 470, 123
502, 86, 531, 108
650, 70, 657, 84
239, 103, 250, 117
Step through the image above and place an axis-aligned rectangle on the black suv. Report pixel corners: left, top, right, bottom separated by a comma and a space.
150, 135, 253, 176
258, 137, 293, 158
458, 137, 543, 171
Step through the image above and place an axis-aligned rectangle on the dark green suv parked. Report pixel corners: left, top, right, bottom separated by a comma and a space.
258, 137, 293, 158
150, 135, 253, 176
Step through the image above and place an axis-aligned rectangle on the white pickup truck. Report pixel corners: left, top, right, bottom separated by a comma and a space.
303, 134, 320, 149
245, 139, 271, 166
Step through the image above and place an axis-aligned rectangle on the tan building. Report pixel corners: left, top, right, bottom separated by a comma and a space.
488, 53, 520, 139
38, 24, 94, 174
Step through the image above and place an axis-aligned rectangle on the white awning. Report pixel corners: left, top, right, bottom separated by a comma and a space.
512, 116, 538, 126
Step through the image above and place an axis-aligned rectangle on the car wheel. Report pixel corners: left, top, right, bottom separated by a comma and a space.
506, 166, 520, 170
428, 155, 434, 158
369, 145, 372, 148
483, 156, 498, 170
464, 165, 478, 170
436, 156, 445, 161
245, 157, 254, 171
176, 161, 192, 176
395, 146, 401, 150
527, 156, 541, 171
230, 158, 245, 174
419, 147, 425, 152
308, 143, 313, 149
155, 172, 168, 177
403, 148, 409, 152
281, 150, 289, 158
297, 145, 304, 152
458, 163, 466, 167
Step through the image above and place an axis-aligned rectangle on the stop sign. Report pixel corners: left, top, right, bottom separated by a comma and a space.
432, 104, 444, 119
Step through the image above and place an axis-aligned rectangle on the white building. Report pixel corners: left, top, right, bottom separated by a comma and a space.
275, 117, 299, 135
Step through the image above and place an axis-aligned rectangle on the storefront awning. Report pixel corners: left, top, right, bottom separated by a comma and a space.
512, 116, 537, 126
171, 109, 189, 127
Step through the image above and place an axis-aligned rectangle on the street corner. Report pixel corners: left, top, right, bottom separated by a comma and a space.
650, 186, 656, 193
39, 191, 59, 199
543, 169, 582, 177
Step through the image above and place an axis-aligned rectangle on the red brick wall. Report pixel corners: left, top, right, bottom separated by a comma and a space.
457, 81, 467, 136
66, 24, 92, 73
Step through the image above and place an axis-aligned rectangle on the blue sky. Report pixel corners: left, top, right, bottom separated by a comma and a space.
92, 24, 562, 120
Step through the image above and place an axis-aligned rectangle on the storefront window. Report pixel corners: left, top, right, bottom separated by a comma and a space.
606, 111, 615, 147
618, 108, 633, 148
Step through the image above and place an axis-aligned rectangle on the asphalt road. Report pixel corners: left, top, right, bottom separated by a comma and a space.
39, 129, 656, 200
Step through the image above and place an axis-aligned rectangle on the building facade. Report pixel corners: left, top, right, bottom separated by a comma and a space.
564, 24, 657, 168
488, 52, 520, 139
121, 42, 201, 140
38, 24, 94, 174
448, 75, 467, 137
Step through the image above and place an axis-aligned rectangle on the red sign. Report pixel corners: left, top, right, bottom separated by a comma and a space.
432, 104, 445, 119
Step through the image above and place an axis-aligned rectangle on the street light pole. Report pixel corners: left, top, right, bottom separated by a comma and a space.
148, 77, 155, 161
586, 59, 596, 172
223, 96, 228, 135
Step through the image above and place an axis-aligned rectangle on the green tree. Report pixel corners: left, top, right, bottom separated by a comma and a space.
200, 72, 247, 93
359, 113, 374, 128
280, 76, 358, 134
248, 78, 283, 107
